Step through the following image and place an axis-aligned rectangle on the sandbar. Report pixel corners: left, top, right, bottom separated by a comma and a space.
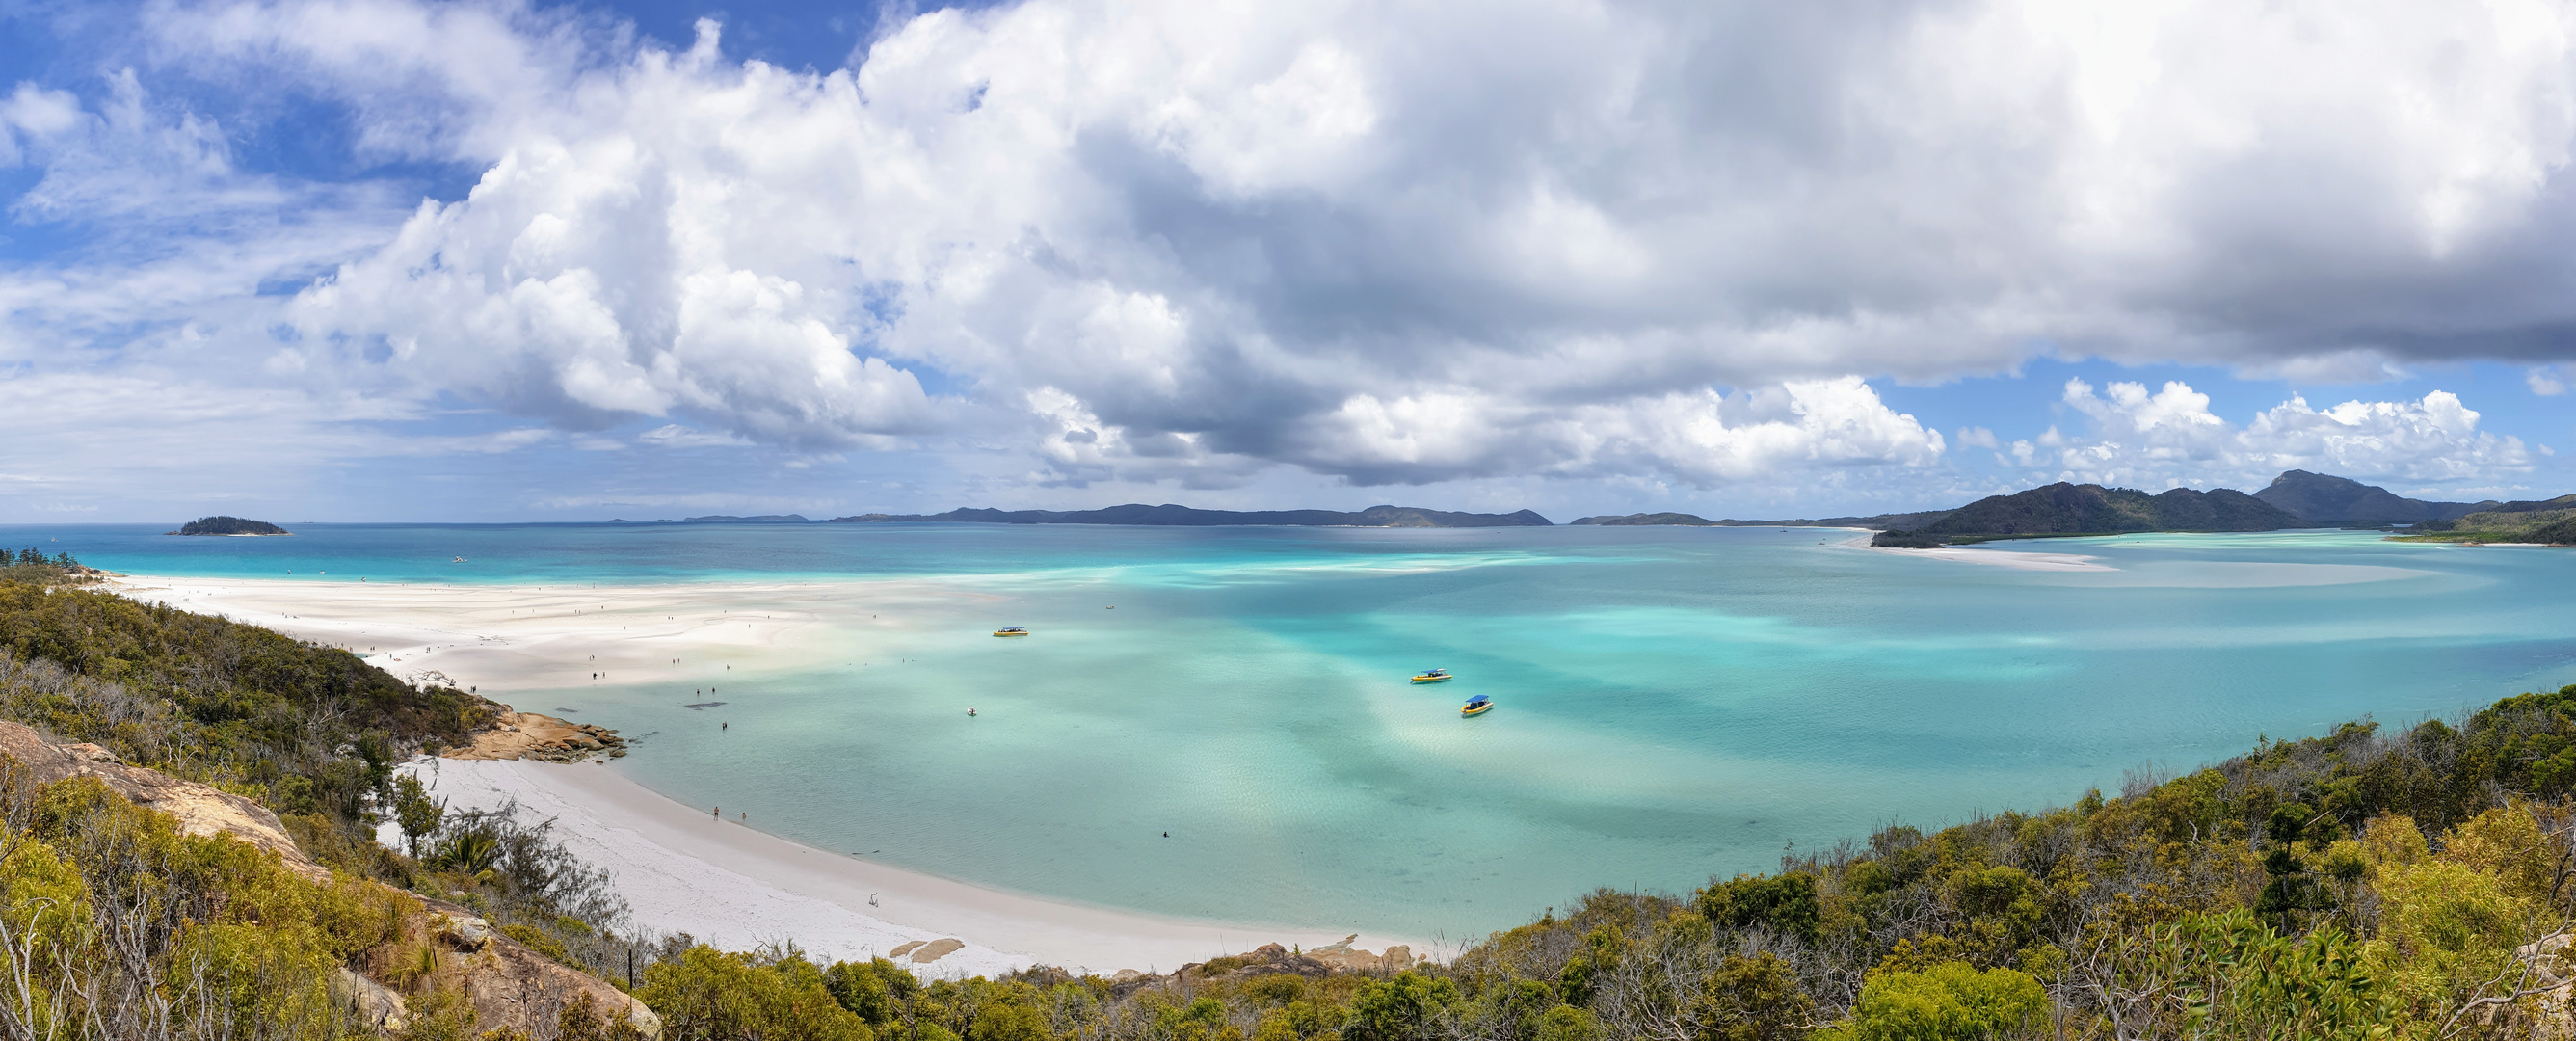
1826, 529, 2115, 572
107, 574, 1428, 976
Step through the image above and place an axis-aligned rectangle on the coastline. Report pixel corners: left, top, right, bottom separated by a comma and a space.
106, 574, 1431, 976
397, 756, 1425, 977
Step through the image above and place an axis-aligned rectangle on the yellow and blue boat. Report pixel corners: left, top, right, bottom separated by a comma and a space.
992, 627, 1030, 637
1410, 668, 1453, 683
1460, 694, 1493, 716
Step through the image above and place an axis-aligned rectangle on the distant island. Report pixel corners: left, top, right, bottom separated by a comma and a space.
2401, 494, 2576, 545
1872, 482, 2303, 547
2250, 469, 2490, 525
830, 504, 1554, 527
169, 516, 289, 536
679, 514, 810, 522
1569, 512, 1717, 526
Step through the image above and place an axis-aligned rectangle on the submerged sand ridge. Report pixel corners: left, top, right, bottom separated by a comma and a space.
109, 574, 1432, 977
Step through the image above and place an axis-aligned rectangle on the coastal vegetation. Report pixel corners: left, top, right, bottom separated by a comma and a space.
173, 516, 292, 535
2401, 495, 2576, 546
0, 547, 94, 586
8, 582, 2576, 1036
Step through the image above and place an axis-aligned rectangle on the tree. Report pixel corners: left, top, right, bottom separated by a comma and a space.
1824, 962, 2047, 1041
390, 773, 445, 858
1344, 972, 1458, 1041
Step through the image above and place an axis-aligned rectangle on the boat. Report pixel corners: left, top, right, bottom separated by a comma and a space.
452, 556, 468, 563
992, 627, 1030, 637
1410, 669, 1453, 683
1460, 694, 1493, 716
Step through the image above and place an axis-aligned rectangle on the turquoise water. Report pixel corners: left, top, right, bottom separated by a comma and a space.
18, 522, 2576, 939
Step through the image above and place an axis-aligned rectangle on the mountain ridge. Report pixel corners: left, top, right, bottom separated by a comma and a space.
1873, 482, 2306, 546
2251, 470, 2489, 525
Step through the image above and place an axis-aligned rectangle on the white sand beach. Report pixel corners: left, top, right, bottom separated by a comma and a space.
108, 574, 1429, 976
1825, 529, 2114, 572
1868, 546, 2114, 572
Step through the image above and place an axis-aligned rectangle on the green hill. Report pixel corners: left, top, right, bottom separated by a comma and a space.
2402, 494, 2576, 544
1568, 512, 1718, 526
1876, 482, 2305, 545
2251, 469, 2490, 525
172, 515, 289, 536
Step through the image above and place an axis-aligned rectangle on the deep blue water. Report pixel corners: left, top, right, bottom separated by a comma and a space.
13, 521, 2575, 938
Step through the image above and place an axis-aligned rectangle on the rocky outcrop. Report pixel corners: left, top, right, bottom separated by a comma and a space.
374, 904, 662, 1039
0, 721, 660, 1039
888, 938, 968, 964
0, 721, 332, 882
1109, 938, 1427, 998
445, 710, 629, 762
332, 967, 410, 1031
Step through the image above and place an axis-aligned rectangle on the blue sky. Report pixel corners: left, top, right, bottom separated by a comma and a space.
3, 0, 2573, 522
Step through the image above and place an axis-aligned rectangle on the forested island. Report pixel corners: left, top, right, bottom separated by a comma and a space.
171, 515, 291, 535
1870, 482, 2303, 546
2400, 494, 2576, 546
832, 504, 1554, 527
1568, 512, 1718, 526
8, 569, 2576, 1037
1868, 473, 2576, 547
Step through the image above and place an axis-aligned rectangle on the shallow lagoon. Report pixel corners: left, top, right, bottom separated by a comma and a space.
28, 522, 2576, 940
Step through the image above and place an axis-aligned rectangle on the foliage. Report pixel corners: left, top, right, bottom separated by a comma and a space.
0, 768, 413, 1039
1821, 962, 2046, 1040
637, 945, 875, 1041
0, 581, 494, 831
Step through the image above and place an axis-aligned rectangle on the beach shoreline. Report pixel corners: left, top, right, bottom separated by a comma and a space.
106, 574, 1435, 976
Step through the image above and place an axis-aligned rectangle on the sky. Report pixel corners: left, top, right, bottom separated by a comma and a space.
3, 0, 2575, 522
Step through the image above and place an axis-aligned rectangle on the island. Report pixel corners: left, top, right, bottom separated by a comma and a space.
678, 514, 810, 522
2399, 494, 2576, 545
829, 504, 1554, 527
1568, 512, 1718, 526
1871, 482, 2303, 547
2250, 469, 2492, 526
169, 516, 290, 536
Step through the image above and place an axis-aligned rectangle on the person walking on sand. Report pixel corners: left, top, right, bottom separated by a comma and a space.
712, 806, 719, 819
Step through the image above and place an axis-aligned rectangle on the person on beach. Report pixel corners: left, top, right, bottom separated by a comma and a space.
712, 806, 719, 818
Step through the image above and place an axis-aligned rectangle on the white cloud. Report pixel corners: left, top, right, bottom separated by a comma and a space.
2532, 365, 2570, 395
3, 0, 2575, 501
2034, 378, 2530, 487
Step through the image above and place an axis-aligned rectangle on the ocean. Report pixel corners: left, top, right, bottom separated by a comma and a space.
16, 521, 2576, 940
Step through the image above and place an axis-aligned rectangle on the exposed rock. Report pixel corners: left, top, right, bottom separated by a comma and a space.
1113, 938, 1427, 999
446, 709, 629, 762
0, 720, 331, 883
332, 967, 408, 1032
374, 899, 663, 1040
909, 939, 965, 963
0, 720, 658, 1040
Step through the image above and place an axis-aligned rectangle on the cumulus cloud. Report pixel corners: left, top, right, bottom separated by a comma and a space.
8, 0, 2576, 499
2019, 378, 2532, 488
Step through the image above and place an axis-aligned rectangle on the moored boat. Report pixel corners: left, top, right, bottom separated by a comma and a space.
993, 627, 1030, 637
1410, 668, 1452, 682
1460, 694, 1493, 716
